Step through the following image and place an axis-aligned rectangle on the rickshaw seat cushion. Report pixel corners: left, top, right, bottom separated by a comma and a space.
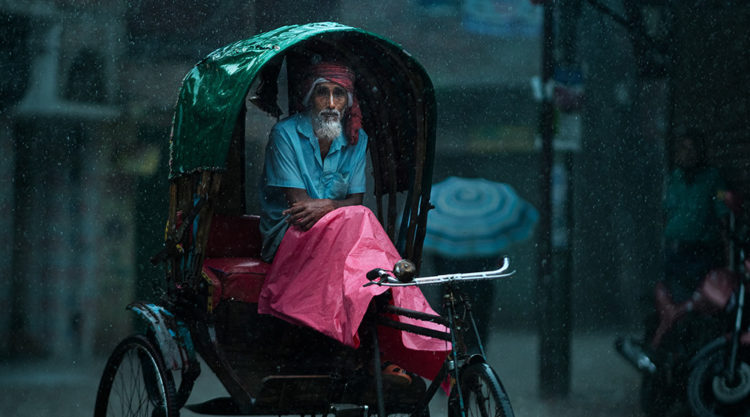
203, 258, 270, 304
206, 214, 263, 258
201, 214, 269, 305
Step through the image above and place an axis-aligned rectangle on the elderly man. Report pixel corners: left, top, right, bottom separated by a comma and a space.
259, 62, 367, 262
257, 62, 448, 381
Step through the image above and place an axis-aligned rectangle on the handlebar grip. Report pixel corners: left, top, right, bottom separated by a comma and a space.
366, 268, 387, 281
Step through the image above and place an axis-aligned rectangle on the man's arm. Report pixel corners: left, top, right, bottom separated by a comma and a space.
282, 188, 364, 231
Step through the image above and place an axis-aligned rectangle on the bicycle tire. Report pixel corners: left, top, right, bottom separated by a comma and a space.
93, 335, 178, 417
687, 347, 750, 417
449, 362, 515, 417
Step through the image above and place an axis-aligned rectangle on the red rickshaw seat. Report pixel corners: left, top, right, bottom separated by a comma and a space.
202, 214, 270, 305
205, 214, 264, 258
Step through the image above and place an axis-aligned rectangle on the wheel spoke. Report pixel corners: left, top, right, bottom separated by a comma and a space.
94, 335, 176, 417
452, 363, 513, 417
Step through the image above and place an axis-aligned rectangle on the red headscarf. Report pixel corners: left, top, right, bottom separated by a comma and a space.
303, 62, 363, 145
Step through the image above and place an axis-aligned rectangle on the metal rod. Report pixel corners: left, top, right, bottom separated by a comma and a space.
381, 304, 450, 327
411, 361, 449, 417
410, 258, 513, 284
466, 302, 486, 359
376, 317, 452, 342
727, 280, 745, 379
366, 258, 514, 288
446, 295, 466, 417
537, 0, 570, 398
370, 322, 387, 417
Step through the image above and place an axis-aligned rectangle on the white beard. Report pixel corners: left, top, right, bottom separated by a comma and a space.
312, 109, 343, 142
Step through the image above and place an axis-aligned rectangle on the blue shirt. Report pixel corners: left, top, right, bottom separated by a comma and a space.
664, 167, 727, 244
259, 112, 368, 261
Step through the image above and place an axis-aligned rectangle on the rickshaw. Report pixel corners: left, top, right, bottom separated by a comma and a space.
93, 22, 516, 417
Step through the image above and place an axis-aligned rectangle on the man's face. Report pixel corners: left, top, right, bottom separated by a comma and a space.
675, 137, 699, 169
311, 82, 348, 120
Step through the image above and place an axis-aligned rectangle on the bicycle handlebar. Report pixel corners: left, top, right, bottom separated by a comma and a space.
364, 257, 515, 287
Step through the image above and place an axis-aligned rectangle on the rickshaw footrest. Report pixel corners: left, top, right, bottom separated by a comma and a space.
185, 397, 242, 415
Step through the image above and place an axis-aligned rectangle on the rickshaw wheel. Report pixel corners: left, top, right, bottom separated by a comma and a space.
448, 363, 514, 417
94, 335, 178, 417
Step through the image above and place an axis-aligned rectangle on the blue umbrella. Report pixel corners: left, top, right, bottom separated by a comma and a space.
424, 176, 539, 258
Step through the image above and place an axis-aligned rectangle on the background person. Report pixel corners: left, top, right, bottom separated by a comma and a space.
663, 130, 728, 302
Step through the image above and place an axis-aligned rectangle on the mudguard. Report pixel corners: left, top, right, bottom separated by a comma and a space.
688, 333, 750, 370
466, 353, 488, 366
688, 336, 729, 369
128, 301, 198, 372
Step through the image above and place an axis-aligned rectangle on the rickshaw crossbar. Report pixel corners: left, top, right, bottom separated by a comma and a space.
381, 304, 450, 327
375, 317, 452, 342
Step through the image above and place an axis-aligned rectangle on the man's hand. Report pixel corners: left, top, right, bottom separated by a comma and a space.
283, 199, 337, 231
282, 188, 364, 231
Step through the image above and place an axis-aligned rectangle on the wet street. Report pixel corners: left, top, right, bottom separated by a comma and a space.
0, 330, 645, 417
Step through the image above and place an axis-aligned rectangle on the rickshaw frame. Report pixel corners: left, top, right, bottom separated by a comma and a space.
94, 22, 514, 417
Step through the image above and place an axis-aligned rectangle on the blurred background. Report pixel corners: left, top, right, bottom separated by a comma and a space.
1, 0, 748, 416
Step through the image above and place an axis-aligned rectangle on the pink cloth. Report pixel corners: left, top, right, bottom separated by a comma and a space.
258, 206, 450, 379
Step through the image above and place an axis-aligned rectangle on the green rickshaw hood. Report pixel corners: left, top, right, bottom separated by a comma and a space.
168, 21, 435, 180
